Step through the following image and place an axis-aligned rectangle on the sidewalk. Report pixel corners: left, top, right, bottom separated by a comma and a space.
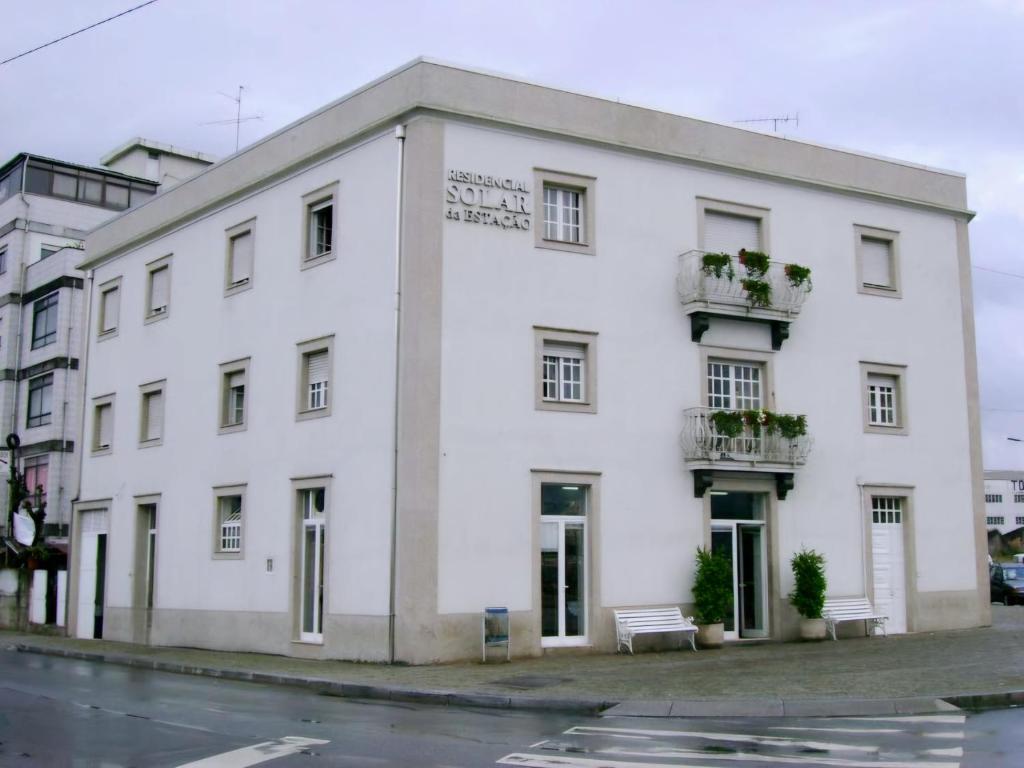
7, 607, 1024, 717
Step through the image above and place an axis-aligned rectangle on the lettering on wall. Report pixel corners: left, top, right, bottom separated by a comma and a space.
444, 170, 531, 231
1014, 479, 1024, 492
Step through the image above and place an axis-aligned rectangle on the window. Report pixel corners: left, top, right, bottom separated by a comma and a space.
27, 374, 53, 428
91, 395, 114, 453
861, 362, 907, 434
535, 327, 598, 413
22, 455, 48, 507
1016, 495, 1024, 504
23, 159, 156, 211
219, 358, 250, 433
533, 170, 596, 255
296, 336, 333, 420
301, 183, 338, 268
707, 361, 763, 410
0, 245, 7, 274
698, 198, 769, 256
987, 494, 1004, 503
145, 255, 171, 322
988, 516, 1005, 526
136, 500, 158, 610
1017, 516, 1024, 526
40, 245, 59, 261
225, 220, 255, 294
213, 486, 245, 557
872, 496, 903, 524
295, 480, 329, 642
31, 292, 58, 349
139, 380, 165, 445
97, 277, 121, 337
855, 225, 900, 297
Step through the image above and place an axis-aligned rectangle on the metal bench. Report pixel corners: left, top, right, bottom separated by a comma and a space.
822, 597, 888, 641
614, 607, 698, 654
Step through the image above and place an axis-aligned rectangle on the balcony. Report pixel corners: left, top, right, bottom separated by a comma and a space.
680, 407, 812, 498
676, 250, 811, 349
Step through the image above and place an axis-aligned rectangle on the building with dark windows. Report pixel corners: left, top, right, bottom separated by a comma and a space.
70, 60, 987, 661
0, 143, 212, 630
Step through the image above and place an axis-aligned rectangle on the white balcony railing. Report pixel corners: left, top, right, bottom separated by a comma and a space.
676, 250, 809, 317
680, 407, 812, 466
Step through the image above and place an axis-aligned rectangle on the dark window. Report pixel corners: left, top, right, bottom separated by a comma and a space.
0, 246, 6, 274
22, 160, 156, 211
27, 374, 53, 428
31, 293, 58, 349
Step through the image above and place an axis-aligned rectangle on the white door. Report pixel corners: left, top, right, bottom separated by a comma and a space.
872, 501, 907, 634
76, 510, 107, 639
299, 491, 326, 643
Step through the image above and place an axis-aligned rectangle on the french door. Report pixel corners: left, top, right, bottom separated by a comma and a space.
711, 521, 768, 640
540, 517, 587, 646
300, 497, 325, 643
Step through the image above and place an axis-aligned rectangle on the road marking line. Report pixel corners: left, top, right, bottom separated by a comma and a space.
767, 726, 964, 739
589, 745, 959, 768
175, 736, 329, 767
566, 725, 877, 753
528, 740, 548, 749
498, 754, 715, 767
843, 715, 965, 725
924, 747, 964, 757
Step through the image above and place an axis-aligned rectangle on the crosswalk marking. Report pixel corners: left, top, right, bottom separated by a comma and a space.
845, 715, 965, 724
575, 744, 956, 768
176, 736, 330, 767
566, 725, 879, 753
499, 755, 714, 768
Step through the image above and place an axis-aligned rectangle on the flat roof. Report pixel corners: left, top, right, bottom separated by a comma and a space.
100, 137, 218, 166
0, 152, 157, 186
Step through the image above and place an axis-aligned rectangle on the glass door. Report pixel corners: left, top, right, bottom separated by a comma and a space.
710, 519, 768, 640
540, 483, 589, 647
300, 490, 326, 643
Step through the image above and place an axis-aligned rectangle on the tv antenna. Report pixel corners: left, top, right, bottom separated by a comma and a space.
200, 85, 263, 152
734, 113, 800, 132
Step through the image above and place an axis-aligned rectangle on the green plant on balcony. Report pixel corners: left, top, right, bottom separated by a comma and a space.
741, 278, 772, 308
784, 263, 813, 292
701, 252, 735, 280
774, 413, 808, 439
738, 249, 770, 278
709, 409, 745, 438
709, 409, 808, 440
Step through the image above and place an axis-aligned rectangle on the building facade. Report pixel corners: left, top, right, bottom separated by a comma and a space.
71, 60, 988, 662
984, 470, 1024, 536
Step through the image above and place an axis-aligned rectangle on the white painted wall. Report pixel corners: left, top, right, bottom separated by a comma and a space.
435, 121, 978, 620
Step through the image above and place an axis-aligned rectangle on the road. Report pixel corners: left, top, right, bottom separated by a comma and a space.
1, 648, 1022, 767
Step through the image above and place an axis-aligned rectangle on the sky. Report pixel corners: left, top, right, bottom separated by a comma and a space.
1, 0, 1022, 467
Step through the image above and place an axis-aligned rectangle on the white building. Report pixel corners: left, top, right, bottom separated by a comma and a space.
71, 60, 988, 662
0, 143, 211, 628
984, 471, 1024, 536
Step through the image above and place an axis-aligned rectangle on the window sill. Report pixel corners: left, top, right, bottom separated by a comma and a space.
224, 279, 253, 298
91, 447, 113, 457
138, 438, 163, 449
212, 551, 244, 561
864, 424, 908, 436
535, 238, 594, 256
858, 284, 902, 299
144, 310, 169, 325
218, 422, 247, 435
536, 399, 596, 414
296, 407, 331, 422
300, 252, 336, 271
96, 329, 119, 342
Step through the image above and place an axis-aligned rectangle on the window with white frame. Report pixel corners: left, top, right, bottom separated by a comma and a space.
98, 278, 121, 337
988, 516, 1005, 526
707, 361, 763, 410
92, 395, 114, 452
139, 381, 164, 445
22, 455, 48, 506
855, 225, 900, 297
535, 328, 597, 413
27, 374, 54, 428
297, 337, 333, 419
872, 496, 903, 524
216, 493, 243, 554
543, 186, 582, 244
301, 183, 338, 268
534, 170, 595, 254
219, 359, 249, 432
146, 256, 171, 320
867, 373, 898, 426
987, 494, 1004, 503
226, 222, 254, 292
861, 363, 906, 434
31, 292, 58, 349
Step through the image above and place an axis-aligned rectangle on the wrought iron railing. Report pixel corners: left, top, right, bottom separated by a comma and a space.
676, 250, 809, 316
680, 407, 812, 465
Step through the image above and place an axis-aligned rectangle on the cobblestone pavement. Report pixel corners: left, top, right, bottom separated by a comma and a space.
6, 606, 1023, 712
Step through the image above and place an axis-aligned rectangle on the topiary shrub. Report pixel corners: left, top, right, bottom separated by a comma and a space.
692, 547, 734, 625
789, 548, 827, 619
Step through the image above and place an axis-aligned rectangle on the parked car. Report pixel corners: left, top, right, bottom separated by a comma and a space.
990, 564, 1024, 605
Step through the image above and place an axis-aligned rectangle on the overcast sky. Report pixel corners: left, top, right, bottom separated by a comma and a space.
2, 0, 1021, 468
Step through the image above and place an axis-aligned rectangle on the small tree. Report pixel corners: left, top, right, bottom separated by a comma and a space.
789, 548, 827, 619
692, 547, 733, 625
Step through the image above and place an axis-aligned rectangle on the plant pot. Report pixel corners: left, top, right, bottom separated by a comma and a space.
799, 617, 826, 641
25, 556, 40, 571
696, 623, 724, 649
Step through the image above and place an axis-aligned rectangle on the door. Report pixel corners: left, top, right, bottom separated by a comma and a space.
76, 510, 108, 639
540, 519, 587, 645
300, 495, 326, 643
711, 521, 768, 640
872, 515, 907, 634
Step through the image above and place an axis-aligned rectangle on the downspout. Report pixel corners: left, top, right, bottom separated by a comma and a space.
388, 124, 406, 664
74, 271, 94, 505
11, 182, 30, 437
55, 266, 77, 535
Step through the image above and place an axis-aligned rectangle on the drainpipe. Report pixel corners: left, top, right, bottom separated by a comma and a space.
55, 267, 77, 535
388, 124, 406, 664
74, 270, 94, 506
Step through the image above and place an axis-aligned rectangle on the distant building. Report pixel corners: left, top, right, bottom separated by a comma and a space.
0, 141, 213, 629
72, 60, 986, 662
984, 470, 1024, 536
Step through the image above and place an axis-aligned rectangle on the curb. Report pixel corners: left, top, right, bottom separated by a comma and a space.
944, 690, 1024, 710
14, 643, 614, 715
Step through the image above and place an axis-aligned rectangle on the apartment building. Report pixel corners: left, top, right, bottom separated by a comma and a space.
0, 143, 211, 629
984, 470, 1024, 536
71, 59, 987, 662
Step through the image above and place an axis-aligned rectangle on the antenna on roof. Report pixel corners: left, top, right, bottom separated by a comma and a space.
734, 113, 800, 132
199, 86, 263, 152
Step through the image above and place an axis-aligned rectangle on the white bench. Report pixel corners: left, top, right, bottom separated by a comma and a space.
822, 597, 888, 641
614, 607, 698, 654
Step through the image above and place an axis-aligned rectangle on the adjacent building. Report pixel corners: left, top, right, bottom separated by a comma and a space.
984, 470, 1024, 536
71, 59, 988, 662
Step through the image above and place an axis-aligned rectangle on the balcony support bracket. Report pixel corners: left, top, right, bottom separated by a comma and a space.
690, 312, 711, 344
693, 470, 715, 498
775, 472, 795, 500
771, 321, 790, 351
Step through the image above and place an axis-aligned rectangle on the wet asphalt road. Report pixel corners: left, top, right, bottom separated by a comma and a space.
1, 647, 1023, 767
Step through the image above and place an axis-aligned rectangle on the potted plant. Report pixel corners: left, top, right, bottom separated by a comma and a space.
738, 249, 770, 278
740, 278, 772, 308
692, 547, 733, 648
789, 548, 827, 640
784, 263, 812, 292
701, 252, 735, 281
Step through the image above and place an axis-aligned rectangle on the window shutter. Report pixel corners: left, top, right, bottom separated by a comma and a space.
102, 287, 119, 332
867, 373, 896, 389
230, 231, 253, 284
307, 351, 329, 385
228, 371, 245, 389
861, 238, 892, 287
150, 267, 169, 311
146, 391, 163, 441
99, 405, 112, 447
704, 211, 761, 255
543, 343, 585, 360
